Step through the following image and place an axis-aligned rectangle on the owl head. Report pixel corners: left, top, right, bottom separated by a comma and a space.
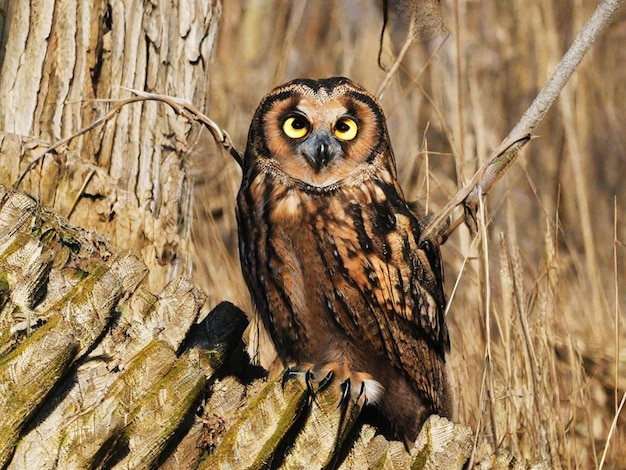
244, 77, 396, 188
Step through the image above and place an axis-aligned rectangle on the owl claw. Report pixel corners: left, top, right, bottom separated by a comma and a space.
336, 378, 370, 409
338, 378, 352, 409
317, 369, 335, 392
356, 380, 367, 406
281, 365, 316, 395
305, 369, 315, 393
281, 366, 297, 390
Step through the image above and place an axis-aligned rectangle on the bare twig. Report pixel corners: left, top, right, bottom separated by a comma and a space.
376, 15, 416, 98
14, 90, 243, 189
420, 0, 625, 246
612, 197, 621, 418
14, 96, 144, 189
599, 390, 626, 470
66, 168, 95, 219
123, 88, 243, 166
420, 135, 531, 245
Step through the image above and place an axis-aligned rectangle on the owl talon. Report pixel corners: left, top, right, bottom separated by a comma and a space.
281, 366, 292, 390
281, 366, 300, 390
356, 380, 367, 406
305, 369, 315, 393
281, 366, 316, 395
317, 369, 335, 392
338, 378, 351, 409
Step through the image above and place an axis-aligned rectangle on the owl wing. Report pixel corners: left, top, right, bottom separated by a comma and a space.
325, 179, 449, 408
343, 207, 448, 349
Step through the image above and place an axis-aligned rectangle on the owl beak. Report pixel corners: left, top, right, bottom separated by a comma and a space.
300, 132, 341, 172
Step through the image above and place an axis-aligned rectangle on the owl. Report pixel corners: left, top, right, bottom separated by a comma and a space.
236, 77, 452, 444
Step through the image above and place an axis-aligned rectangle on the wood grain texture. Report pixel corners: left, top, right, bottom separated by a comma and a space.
0, 186, 248, 468
0, 0, 221, 292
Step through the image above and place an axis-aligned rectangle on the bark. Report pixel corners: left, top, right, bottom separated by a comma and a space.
0, 0, 221, 292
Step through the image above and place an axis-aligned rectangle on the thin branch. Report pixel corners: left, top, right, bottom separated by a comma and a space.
508, 0, 624, 141
599, 390, 626, 469
66, 168, 95, 219
14, 96, 144, 189
376, 15, 416, 98
420, 135, 531, 245
14, 90, 243, 189
122, 88, 243, 166
420, 0, 625, 246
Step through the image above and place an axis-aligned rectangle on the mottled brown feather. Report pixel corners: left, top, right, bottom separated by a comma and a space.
236, 77, 452, 443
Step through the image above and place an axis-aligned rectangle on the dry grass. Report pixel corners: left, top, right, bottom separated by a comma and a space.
191, 1, 626, 467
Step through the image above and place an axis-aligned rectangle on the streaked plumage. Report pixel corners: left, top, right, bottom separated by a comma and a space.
236, 77, 452, 442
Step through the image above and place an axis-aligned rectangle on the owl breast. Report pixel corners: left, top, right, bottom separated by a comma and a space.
239, 163, 382, 362
240, 159, 440, 365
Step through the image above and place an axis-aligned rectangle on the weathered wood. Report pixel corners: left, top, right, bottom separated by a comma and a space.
0, 0, 221, 292
280, 378, 364, 469
202, 376, 311, 469
56, 340, 178, 469
340, 425, 412, 469
410, 415, 473, 469
110, 301, 248, 470
0, 186, 248, 468
160, 375, 249, 470
0, 315, 79, 468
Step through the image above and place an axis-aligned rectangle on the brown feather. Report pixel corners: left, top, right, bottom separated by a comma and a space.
237, 77, 452, 442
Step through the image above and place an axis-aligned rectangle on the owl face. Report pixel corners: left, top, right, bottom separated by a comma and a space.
245, 77, 394, 188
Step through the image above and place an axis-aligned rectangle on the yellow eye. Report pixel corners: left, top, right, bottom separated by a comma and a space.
283, 116, 310, 139
333, 117, 358, 141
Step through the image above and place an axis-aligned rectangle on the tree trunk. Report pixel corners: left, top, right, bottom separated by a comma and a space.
0, 0, 221, 291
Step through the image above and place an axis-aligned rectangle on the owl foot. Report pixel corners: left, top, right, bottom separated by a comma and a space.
315, 369, 365, 408
281, 364, 383, 409
313, 363, 384, 409
281, 365, 314, 393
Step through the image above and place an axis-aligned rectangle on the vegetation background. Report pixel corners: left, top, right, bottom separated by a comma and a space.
191, 1, 626, 467
0, 0, 623, 467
